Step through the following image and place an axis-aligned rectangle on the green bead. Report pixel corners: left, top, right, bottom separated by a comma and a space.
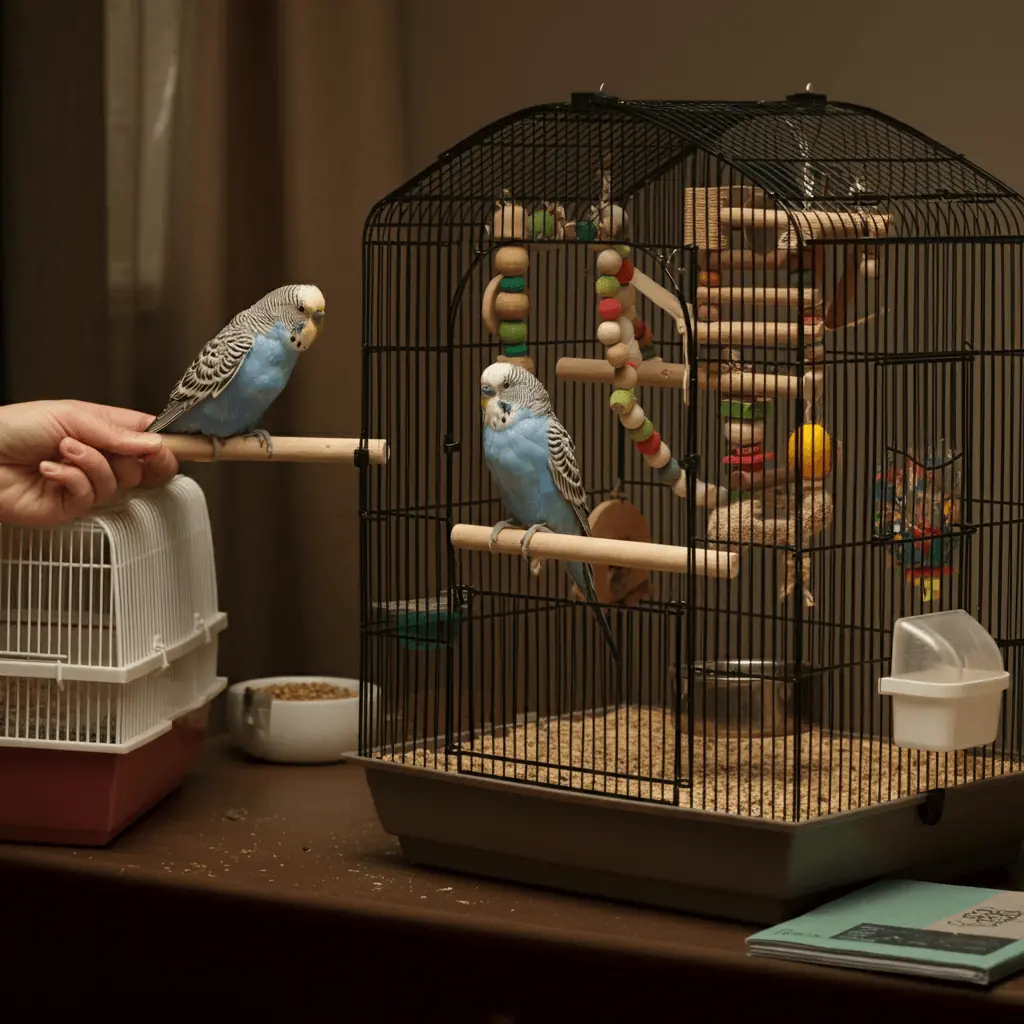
719, 400, 770, 420
575, 220, 597, 242
499, 276, 526, 292
658, 458, 681, 483
628, 419, 654, 442
609, 389, 635, 412
614, 244, 631, 258
503, 342, 529, 357
595, 275, 620, 297
498, 321, 527, 344
526, 210, 555, 240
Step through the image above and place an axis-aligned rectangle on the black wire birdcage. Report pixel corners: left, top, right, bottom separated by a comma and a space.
355, 91, 1024, 921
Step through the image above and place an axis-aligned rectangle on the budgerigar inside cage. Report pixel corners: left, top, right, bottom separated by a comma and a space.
0, 473, 227, 845
355, 90, 1024, 923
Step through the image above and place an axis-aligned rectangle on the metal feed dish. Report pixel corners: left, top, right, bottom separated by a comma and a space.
684, 660, 823, 737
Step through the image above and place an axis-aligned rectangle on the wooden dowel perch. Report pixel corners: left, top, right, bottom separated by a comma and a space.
158, 434, 389, 465
556, 357, 805, 400
450, 524, 740, 579
697, 320, 826, 345
697, 286, 819, 308
557, 356, 688, 389
699, 250, 799, 272
704, 369, 804, 400
718, 207, 891, 238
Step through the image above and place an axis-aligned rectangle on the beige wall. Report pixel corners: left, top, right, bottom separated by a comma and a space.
400, 0, 1024, 193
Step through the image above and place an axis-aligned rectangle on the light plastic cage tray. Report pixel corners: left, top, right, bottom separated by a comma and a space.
0, 475, 227, 845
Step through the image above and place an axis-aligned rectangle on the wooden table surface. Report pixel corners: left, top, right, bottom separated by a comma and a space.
3, 737, 1024, 1020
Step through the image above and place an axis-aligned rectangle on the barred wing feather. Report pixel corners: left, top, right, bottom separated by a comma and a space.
147, 328, 254, 432
547, 415, 592, 537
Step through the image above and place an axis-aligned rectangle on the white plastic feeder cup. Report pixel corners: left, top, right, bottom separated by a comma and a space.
878, 609, 1009, 753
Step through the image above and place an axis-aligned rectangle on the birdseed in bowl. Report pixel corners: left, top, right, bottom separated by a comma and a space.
260, 681, 355, 701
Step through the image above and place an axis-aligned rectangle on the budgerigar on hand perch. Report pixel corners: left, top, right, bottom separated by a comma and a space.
479, 362, 621, 664
147, 284, 326, 458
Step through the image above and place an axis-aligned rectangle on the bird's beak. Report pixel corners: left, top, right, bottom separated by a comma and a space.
480, 397, 489, 411
311, 308, 325, 326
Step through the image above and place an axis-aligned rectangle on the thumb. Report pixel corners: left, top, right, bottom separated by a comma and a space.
60, 407, 164, 457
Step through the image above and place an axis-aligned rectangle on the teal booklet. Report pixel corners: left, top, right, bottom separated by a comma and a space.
746, 880, 1024, 985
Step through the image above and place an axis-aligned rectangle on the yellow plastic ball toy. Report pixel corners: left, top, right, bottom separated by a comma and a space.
788, 425, 833, 479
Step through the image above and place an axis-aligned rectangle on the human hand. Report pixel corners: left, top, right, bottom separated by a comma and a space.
0, 400, 179, 527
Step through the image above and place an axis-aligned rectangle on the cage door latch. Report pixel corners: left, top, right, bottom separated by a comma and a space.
193, 612, 211, 643
152, 634, 170, 671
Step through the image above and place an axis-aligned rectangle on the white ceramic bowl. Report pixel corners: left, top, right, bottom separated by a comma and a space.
226, 675, 378, 765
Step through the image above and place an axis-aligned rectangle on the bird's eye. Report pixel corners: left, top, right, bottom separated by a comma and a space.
481, 384, 496, 397
298, 303, 306, 314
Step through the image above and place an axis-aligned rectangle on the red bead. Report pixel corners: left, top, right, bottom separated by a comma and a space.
599, 298, 623, 321
615, 259, 634, 284
636, 431, 662, 456
642, 326, 654, 344
632, 319, 647, 340
722, 451, 772, 470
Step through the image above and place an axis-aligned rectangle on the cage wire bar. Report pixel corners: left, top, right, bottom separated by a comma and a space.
359, 91, 1024, 823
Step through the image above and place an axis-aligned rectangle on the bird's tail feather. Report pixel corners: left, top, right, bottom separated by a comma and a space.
589, 601, 621, 665
570, 560, 621, 666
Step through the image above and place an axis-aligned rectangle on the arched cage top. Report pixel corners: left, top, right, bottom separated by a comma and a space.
366, 93, 1024, 241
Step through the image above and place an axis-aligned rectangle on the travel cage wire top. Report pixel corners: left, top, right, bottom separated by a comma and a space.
359, 90, 1024, 824
0, 474, 228, 753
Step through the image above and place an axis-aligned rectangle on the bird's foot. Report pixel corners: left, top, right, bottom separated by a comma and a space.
529, 557, 545, 578
488, 518, 518, 551
520, 523, 553, 561
210, 436, 224, 460
241, 428, 274, 457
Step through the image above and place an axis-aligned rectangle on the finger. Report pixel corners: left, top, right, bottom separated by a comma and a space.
39, 461, 96, 520
108, 453, 143, 491
59, 438, 118, 506
59, 400, 155, 431
139, 446, 179, 486
85, 403, 158, 433
59, 405, 164, 457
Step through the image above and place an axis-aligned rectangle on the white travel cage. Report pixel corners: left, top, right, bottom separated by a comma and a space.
0, 474, 227, 753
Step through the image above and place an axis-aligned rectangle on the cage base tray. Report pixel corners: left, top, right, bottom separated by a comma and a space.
0, 703, 212, 847
357, 757, 1024, 925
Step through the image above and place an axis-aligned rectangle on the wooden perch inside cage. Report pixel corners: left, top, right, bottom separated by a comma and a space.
718, 207, 892, 239
697, 285, 820, 308
158, 434, 389, 464
556, 357, 804, 400
557, 357, 688, 389
699, 250, 799, 272
705, 368, 805, 400
450, 524, 740, 579
696, 320, 825, 346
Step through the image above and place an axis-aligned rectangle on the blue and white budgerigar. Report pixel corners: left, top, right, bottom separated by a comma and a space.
480, 362, 620, 663
146, 284, 326, 456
